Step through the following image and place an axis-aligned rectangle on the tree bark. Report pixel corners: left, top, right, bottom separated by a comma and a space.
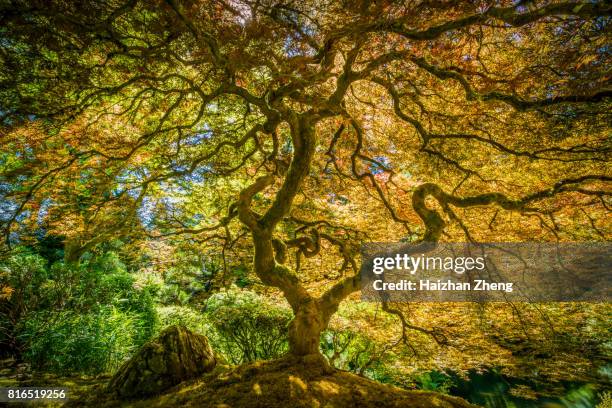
237, 113, 330, 357
288, 300, 326, 356
63, 240, 85, 265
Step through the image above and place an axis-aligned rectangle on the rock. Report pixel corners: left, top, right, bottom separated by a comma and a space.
107, 325, 216, 398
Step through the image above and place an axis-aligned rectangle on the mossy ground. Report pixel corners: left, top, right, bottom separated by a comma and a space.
64, 357, 476, 408
2, 356, 476, 408
0, 361, 108, 407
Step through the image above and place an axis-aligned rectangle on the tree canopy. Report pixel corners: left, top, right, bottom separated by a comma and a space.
0, 0, 610, 358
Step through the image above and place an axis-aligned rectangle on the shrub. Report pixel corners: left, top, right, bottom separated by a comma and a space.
2, 249, 159, 373
113, 286, 158, 348
20, 306, 138, 375
49, 251, 135, 310
414, 371, 454, 394
204, 288, 292, 363
156, 305, 211, 335
0, 251, 49, 356
321, 329, 392, 376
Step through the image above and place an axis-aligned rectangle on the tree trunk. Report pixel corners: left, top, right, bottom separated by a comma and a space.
63, 240, 84, 265
236, 114, 334, 360
288, 300, 325, 356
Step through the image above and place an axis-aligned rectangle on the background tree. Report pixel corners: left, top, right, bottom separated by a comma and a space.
0, 0, 610, 359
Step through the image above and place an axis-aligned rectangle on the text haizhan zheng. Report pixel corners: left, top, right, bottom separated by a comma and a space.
370, 254, 514, 293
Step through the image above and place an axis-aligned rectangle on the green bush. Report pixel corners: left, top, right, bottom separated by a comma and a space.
156, 305, 211, 335
0, 251, 49, 356
48, 252, 158, 349
204, 288, 292, 364
414, 371, 454, 394
120, 288, 158, 348
1, 248, 159, 372
158, 282, 192, 305
48, 251, 135, 310
321, 329, 391, 376
20, 306, 138, 375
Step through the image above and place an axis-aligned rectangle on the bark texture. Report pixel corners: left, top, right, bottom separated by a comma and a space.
107, 325, 216, 398
288, 300, 326, 356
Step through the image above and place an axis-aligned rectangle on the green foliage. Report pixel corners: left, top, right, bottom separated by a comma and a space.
597, 391, 612, 408
0, 251, 48, 303
1, 247, 158, 373
158, 282, 192, 305
124, 289, 158, 348
156, 305, 210, 335
448, 369, 602, 408
56, 251, 135, 309
0, 251, 49, 355
321, 329, 393, 380
155, 290, 295, 365
204, 288, 292, 364
3, 249, 292, 373
231, 265, 251, 288
20, 306, 138, 375
414, 371, 453, 394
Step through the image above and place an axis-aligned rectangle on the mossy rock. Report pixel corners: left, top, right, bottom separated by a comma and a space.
107, 325, 216, 398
